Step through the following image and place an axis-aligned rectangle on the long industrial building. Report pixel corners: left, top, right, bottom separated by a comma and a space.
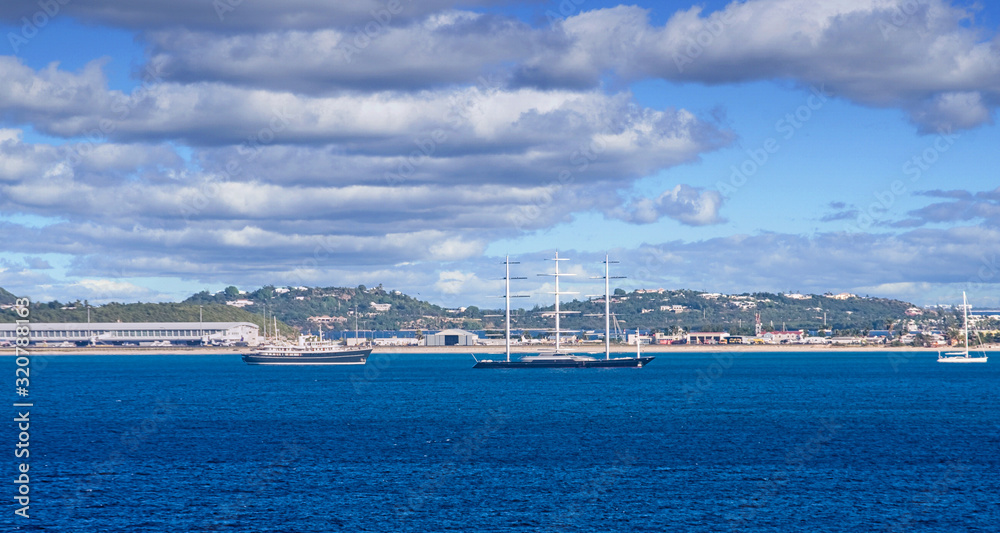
0, 321, 261, 346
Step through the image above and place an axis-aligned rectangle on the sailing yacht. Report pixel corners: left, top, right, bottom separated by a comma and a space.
473, 253, 653, 368
938, 291, 988, 363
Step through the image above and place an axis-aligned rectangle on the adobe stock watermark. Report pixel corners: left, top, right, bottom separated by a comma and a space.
63, 395, 177, 515
510, 102, 640, 230
6, 0, 71, 54
728, 418, 841, 529
845, 127, 959, 232
350, 351, 399, 394
716, 85, 830, 199
339, 0, 414, 63
179, 107, 294, 222
879, 0, 929, 41
202, 443, 306, 528
673, 11, 736, 73
393, 408, 509, 524
964, 253, 998, 295
543, 0, 587, 26
60, 61, 165, 169
554, 449, 636, 527
887, 461, 970, 532
681, 350, 740, 402
382, 74, 503, 187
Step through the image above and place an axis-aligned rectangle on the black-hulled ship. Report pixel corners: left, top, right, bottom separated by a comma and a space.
473, 253, 653, 369
474, 350, 652, 368
242, 336, 371, 365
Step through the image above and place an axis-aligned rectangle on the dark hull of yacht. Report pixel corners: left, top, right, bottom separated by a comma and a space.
242, 348, 371, 365
473, 356, 654, 368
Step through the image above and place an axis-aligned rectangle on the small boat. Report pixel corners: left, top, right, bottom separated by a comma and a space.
938, 291, 988, 363
473, 253, 653, 369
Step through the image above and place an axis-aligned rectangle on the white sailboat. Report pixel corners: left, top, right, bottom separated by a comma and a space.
938, 291, 988, 363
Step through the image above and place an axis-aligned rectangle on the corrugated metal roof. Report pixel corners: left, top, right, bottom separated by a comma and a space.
0, 322, 257, 331
429, 328, 476, 336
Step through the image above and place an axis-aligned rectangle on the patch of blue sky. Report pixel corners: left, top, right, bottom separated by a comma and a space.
16, 125, 72, 146
0, 212, 66, 228
0, 251, 69, 275
2, 17, 146, 92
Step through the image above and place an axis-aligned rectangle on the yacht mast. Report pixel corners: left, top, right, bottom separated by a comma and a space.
539, 252, 576, 352
555, 253, 562, 351
963, 291, 969, 355
602, 254, 624, 360
506, 257, 511, 361
502, 256, 528, 362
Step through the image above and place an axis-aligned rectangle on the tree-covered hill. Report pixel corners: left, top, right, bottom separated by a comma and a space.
2, 300, 296, 336
182, 284, 931, 334
2, 284, 939, 336
0, 287, 18, 305
527, 290, 923, 336
183, 284, 453, 333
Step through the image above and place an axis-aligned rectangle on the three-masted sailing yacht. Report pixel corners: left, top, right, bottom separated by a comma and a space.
473, 252, 654, 368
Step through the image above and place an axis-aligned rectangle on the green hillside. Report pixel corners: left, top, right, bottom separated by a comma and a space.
183, 284, 452, 332
531, 290, 920, 336
3, 300, 296, 336
0, 287, 19, 305
2, 284, 940, 336
184, 285, 930, 335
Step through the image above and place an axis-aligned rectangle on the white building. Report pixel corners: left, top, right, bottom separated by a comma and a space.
827, 292, 856, 300
0, 322, 260, 346
425, 328, 478, 346
762, 330, 804, 343
309, 315, 347, 324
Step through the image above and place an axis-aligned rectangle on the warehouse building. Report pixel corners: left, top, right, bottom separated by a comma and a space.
0, 322, 260, 346
424, 328, 478, 346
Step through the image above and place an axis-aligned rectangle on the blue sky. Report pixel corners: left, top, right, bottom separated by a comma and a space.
1, 0, 998, 309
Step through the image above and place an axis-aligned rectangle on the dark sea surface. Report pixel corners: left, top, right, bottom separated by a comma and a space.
8, 351, 1000, 532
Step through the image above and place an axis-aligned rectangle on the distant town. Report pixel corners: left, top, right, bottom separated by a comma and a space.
2, 284, 997, 349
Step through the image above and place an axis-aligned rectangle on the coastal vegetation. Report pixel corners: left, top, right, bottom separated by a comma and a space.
6, 284, 994, 341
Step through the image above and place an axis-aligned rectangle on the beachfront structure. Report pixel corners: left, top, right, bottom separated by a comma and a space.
0, 321, 260, 346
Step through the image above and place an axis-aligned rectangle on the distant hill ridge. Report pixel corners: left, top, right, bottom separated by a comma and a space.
0, 298, 296, 336
1, 284, 938, 335
0, 287, 19, 305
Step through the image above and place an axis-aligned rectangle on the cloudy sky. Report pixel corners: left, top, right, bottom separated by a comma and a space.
1, 0, 998, 309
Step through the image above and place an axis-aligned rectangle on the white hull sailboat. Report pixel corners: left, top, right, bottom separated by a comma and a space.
938, 291, 988, 363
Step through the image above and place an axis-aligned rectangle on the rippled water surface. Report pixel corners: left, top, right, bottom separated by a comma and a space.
11, 351, 1000, 531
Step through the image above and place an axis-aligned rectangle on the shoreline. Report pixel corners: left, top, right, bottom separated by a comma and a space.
3, 344, 996, 356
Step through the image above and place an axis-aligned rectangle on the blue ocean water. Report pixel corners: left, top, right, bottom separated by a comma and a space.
8, 351, 1000, 532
